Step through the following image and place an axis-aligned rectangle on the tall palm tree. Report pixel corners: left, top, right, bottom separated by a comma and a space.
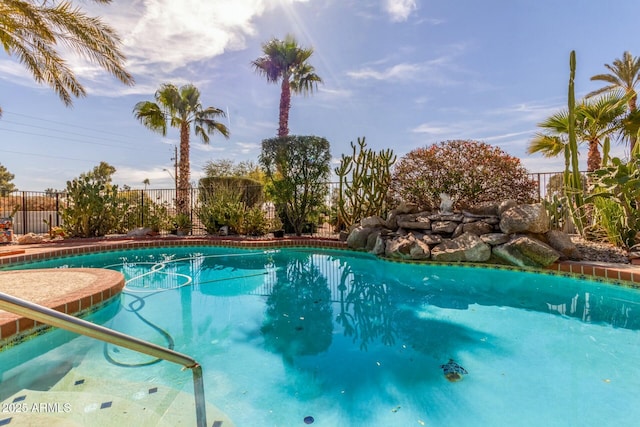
251, 34, 322, 137
0, 0, 133, 108
133, 83, 230, 212
586, 51, 640, 153
528, 94, 626, 171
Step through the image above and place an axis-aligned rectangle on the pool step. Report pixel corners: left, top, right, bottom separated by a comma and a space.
0, 369, 234, 426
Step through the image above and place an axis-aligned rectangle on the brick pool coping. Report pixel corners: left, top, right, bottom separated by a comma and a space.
0, 268, 124, 348
0, 235, 638, 346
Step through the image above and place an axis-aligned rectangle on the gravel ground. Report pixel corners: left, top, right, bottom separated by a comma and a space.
570, 235, 630, 264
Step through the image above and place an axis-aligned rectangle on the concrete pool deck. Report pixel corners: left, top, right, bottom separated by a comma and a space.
0, 235, 639, 345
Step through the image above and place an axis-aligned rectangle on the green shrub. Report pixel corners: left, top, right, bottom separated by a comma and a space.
61, 176, 129, 237
390, 140, 538, 210
197, 185, 245, 234
260, 135, 331, 236
243, 206, 269, 236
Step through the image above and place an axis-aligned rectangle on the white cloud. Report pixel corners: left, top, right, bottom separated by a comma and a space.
347, 63, 422, 81
411, 123, 451, 135
73, 0, 309, 88
383, 0, 418, 22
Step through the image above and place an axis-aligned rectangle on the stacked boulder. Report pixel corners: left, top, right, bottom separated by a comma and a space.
346, 200, 581, 268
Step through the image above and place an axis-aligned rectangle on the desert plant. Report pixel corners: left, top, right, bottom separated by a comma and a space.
260, 135, 331, 236
390, 140, 537, 210
564, 50, 587, 236
586, 155, 640, 247
243, 206, 269, 236
60, 176, 128, 237
335, 137, 396, 229
197, 185, 245, 234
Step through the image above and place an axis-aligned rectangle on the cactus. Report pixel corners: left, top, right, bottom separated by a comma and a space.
563, 50, 586, 235
335, 137, 396, 229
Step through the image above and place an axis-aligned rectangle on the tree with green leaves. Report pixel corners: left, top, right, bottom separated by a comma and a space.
251, 34, 322, 137
260, 135, 331, 236
133, 83, 230, 212
587, 51, 640, 153
0, 0, 133, 109
0, 163, 16, 195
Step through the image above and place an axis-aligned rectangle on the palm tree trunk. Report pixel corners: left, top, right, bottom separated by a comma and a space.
630, 96, 638, 155
278, 78, 291, 137
587, 139, 602, 172
178, 122, 191, 214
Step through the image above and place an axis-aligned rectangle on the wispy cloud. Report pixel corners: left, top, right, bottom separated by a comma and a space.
383, 0, 418, 22
71, 0, 309, 93
347, 63, 422, 81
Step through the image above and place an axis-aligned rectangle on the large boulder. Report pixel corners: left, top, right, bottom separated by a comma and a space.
361, 216, 386, 228
545, 230, 581, 260
347, 226, 379, 250
499, 204, 549, 234
432, 221, 459, 234
385, 234, 431, 260
430, 232, 492, 262
397, 213, 432, 230
462, 220, 494, 235
492, 236, 561, 267
464, 202, 499, 216
480, 233, 510, 246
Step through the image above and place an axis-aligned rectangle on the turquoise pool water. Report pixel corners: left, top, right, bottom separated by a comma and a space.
2, 246, 640, 426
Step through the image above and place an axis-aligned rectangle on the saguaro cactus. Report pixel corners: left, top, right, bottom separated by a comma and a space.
335, 137, 396, 229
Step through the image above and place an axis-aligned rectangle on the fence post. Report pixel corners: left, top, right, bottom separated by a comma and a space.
21, 192, 27, 235
140, 190, 145, 228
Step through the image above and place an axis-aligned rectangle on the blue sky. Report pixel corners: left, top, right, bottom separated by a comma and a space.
1, 0, 639, 191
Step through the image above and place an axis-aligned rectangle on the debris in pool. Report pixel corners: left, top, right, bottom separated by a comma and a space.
304, 415, 314, 424
440, 359, 468, 382
391, 405, 401, 413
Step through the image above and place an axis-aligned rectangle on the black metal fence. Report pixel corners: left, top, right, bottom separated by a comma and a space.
0, 172, 585, 237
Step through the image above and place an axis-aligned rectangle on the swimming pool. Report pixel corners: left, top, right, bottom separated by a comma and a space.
1, 246, 640, 426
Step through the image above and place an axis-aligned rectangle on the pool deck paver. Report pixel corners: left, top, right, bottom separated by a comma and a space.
0, 235, 639, 345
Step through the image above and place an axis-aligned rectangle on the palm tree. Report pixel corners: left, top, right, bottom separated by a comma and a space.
528, 94, 626, 171
586, 51, 640, 153
251, 34, 322, 137
0, 0, 133, 108
133, 83, 230, 213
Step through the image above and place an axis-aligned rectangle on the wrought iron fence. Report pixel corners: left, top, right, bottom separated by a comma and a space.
0, 172, 588, 237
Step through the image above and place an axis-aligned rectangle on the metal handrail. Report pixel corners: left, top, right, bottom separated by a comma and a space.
0, 291, 207, 427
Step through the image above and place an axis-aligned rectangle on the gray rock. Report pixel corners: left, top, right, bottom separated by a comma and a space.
497, 199, 518, 216
492, 236, 561, 267
385, 234, 431, 260
431, 232, 492, 262
499, 204, 549, 234
421, 233, 443, 245
432, 221, 459, 234
464, 202, 499, 216
126, 227, 154, 237
481, 233, 510, 246
397, 213, 432, 230
451, 223, 464, 238
17, 233, 45, 244
347, 226, 377, 249
366, 228, 383, 251
462, 221, 494, 235
545, 230, 581, 260
361, 216, 386, 228
371, 235, 386, 255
